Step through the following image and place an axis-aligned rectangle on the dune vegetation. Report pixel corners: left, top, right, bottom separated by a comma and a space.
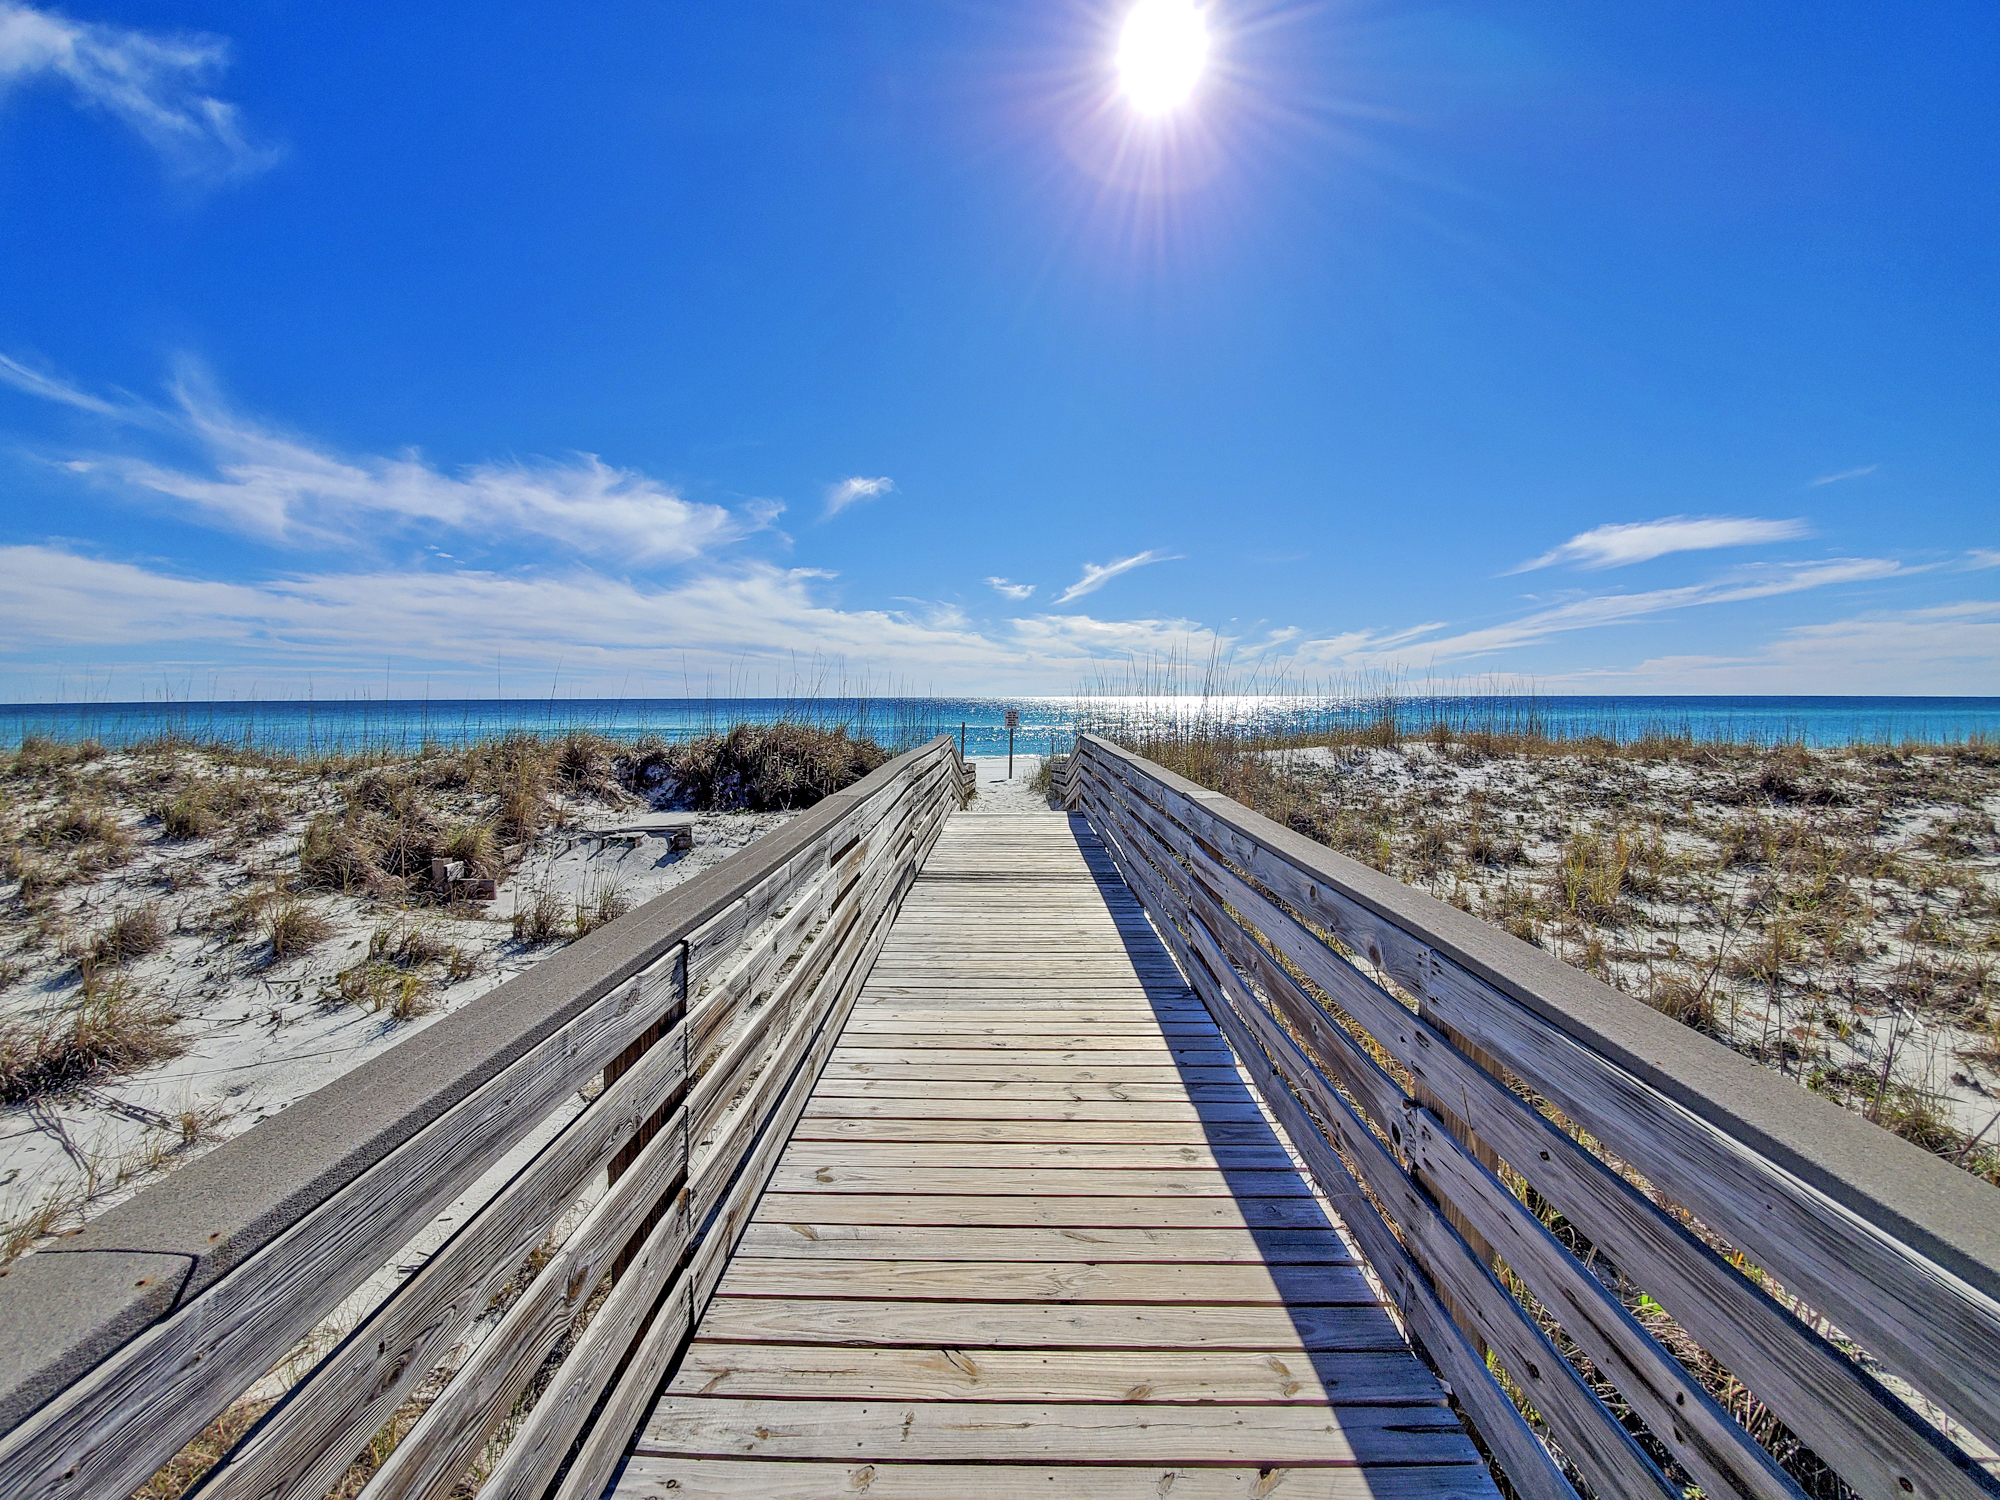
0, 719, 888, 1261
1093, 713, 2000, 1185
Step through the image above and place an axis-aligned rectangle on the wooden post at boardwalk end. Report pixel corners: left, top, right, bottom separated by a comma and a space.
1006, 707, 1019, 778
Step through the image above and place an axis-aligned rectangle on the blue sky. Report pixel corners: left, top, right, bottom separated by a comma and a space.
1, 0, 1995, 700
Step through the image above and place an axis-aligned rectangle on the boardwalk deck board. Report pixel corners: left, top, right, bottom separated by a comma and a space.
616, 809, 1494, 1499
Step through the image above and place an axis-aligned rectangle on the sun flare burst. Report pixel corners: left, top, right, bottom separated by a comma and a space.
1117, 0, 1208, 115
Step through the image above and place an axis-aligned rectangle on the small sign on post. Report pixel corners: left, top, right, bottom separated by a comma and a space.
1005, 708, 1020, 779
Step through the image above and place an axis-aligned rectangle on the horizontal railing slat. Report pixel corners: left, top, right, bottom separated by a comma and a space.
1079, 781, 1578, 1500
0, 736, 960, 1500
199, 951, 692, 1500
365, 741, 956, 1500
1075, 748, 1996, 1500
482, 767, 952, 1500
1086, 746, 1800, 1500
1072, 735, 2000, 1500
1086, 769, 1669, 1497
553, 801, 946, 1500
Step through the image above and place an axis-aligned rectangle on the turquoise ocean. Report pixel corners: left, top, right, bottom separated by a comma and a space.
4, 696, 1999, 758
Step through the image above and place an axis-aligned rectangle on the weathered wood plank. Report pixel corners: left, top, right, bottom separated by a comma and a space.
829, 1045, 1236, 1067
819, 1062, 1247, 1084
616, 1458, 1499, 1499
208, 995, 691, 1500
1175, 902, 1673, 1500
367, 750, 955, 1500
787, 1117, 1286, 1144
732, 1223, 1357, 1262
764, 1164, 1317, 1197
799, 1094, 1272, 1121
546, 824, 938, 1500
715, 1258, 1380, 1304
616, 808, 1470, 1500
808, 1078, 1269, 1101
364, 788, 940, 1500
667, 1344, 1437, 1404
635, 1397, 1476, 1466
693, 1296, 1406, 1350
835, 1035, 1225, 1054
767, 1141, 1298, 1171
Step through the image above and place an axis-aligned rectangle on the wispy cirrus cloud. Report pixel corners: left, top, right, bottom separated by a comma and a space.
0, 352, 133, 417
985, 576, 1035, 600
0, 2, 276, 182
1536, 600, 2000, 695
1053, 548, 1177, 604
1512, 515, 1811, 573
0, 537, 1978, 699
1810, 464, 1878, 487
824, 475, 893, 517
6, 357, 776, 563
1298, 557, 1915, 669
0, 544, 1226, 694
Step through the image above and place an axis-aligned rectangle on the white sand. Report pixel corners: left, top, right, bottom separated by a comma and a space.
0, 784, 792, 1253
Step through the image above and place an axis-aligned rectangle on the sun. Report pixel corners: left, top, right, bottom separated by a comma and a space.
1116, 0, 1209, 115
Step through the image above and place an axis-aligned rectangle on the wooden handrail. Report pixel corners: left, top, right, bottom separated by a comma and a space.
0, 735, 968, 1500
1067, 734, 2000, 1500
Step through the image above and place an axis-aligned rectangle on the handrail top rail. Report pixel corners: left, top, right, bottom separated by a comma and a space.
0, 735, 961, 1435
1074, 732, 2000, 1305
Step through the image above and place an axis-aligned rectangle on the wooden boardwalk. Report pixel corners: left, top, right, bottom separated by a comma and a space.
616, 810, 1495, 1499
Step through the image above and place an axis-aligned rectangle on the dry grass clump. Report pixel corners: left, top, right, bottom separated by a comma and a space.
10, 723, 881, 929
571, 879, 632, 938
298, 771, 445, 900
266, 900, 332, 960
329, 965, 434, 1021
637, 721, 888, 811
216, 883, 278, 942
17, 800, 136, 887
500, 876, 629, 946
3, 850, 64, 902
0, 975, 182, 1103
293, 732, 602, 899
5, 734, 107, 782
1551, 828, 1632, 924
370, 919, 450, 967
512, 888, 569, 945
157, 788, 220, 841
553, 730, 614, 795
88, 901, 167, 968
153, 776, 285, 843
440, 820, 499, 877
323, 919, 473, 1022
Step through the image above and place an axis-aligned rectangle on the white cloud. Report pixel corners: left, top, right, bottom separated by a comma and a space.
1291, 558, 1918, 671
1810, 464, 1878, 487
985, 576, 1035, 600
824, 475, 893, 517
1053, 548, 1178, 604
0, 2, 275, 182
0, 352, 128, 416
0, 546, 1236, 695
1536, 601, 2000, 695
1416, 558, 1909, 662
1512, 515, 1812, 572
1, 541, 1988, 699
10, 359, 774, 564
